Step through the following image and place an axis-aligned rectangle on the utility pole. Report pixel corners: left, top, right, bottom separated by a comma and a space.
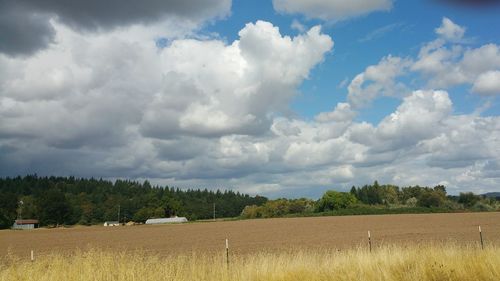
118, 204, 120, 225
213, 203, 216, 221
18, 200, 23, 221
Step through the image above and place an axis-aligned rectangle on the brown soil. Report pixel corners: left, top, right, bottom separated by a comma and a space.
1, 212, 499, 258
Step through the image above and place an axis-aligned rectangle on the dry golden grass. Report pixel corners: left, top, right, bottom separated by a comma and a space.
1, 243, 499, 281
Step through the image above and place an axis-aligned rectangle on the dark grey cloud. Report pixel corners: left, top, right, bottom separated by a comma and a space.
18, 0, 231, 31
154, 138, 210, 161
0, 3, 55, 56
0, 0, 231, 56
0, 141, 128, 179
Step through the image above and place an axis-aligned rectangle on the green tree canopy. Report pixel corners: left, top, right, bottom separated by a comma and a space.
37, 189, 71, 226
458, 192, 480, 207
0, 175, 268, 228
317, 190, 357, 212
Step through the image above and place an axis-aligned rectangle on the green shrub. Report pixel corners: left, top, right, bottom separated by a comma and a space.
471, 202, 494, 211
240, 205, 261, 219
317, 191, 357, 212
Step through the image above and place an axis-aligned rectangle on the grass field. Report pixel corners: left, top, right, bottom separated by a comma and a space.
2, 244, 500, 281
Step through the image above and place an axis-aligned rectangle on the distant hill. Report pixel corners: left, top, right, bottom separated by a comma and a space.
482, 192, 500, 198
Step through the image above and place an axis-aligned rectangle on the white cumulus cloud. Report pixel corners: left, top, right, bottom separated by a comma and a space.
472, 71, 500, 96
435, 17, 466, 42
1, 13, 500, 198
347, 55, 411, 108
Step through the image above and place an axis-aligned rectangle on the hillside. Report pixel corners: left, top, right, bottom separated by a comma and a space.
483, 192, 500, 198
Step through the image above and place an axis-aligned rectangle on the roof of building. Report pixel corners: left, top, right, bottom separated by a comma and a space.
14, 219, 39, 225
104, 221, 119, 224
145, 217, 188, 224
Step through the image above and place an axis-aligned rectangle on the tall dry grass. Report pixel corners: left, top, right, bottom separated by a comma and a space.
1, 243, 499, 281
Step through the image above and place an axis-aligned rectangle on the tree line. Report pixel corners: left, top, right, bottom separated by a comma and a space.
240, 181, 499, 219
0, 175, 267, 229
2, 176, 498, 228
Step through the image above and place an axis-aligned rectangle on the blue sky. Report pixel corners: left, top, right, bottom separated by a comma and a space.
206, 0, 500, 124
1, 0, 500, 198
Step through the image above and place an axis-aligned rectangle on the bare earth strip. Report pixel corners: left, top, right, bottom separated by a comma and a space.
1, 213, 499, 258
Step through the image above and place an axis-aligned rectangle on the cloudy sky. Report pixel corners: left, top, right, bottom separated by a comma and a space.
1, 0, 500, 198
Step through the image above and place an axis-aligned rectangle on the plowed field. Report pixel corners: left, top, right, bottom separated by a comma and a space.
2, 212, 499, 258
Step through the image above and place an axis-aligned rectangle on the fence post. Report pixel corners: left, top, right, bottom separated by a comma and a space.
368, 231, 372, 252
225, 238, 230, 269
31, 250, 34, 262
479, 226, 484, 250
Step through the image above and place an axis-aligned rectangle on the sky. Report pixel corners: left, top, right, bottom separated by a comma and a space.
1, 0, 500, 198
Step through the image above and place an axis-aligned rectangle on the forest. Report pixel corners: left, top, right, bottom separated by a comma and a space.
0, 175, 267, 229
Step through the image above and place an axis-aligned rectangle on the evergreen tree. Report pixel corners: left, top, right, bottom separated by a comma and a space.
37, 189, 71, 226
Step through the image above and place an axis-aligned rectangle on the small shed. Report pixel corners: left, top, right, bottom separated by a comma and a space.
12, 219, 39, 230
103, 221, 120, 227
145, 217, 188, 225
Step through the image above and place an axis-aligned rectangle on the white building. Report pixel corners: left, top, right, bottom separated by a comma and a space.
103, 221, 120, 226
12, 219, 39, 229
145, 217, 188, 225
